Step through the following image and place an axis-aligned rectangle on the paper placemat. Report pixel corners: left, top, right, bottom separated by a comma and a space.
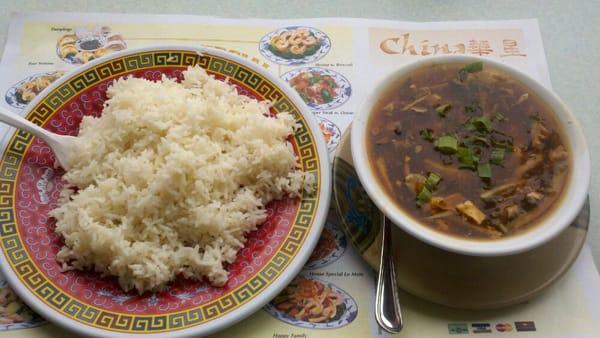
0, 12, 598, 337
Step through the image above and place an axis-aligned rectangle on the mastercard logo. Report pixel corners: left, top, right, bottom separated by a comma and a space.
496, 323, 513, 332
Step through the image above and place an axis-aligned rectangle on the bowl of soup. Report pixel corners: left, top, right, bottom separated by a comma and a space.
351, 55, 590, 256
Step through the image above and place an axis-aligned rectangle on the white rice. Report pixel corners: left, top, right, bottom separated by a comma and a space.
50, 66, 309, 293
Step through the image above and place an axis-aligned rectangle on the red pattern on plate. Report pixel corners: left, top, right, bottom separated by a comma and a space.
15, 67, 300, 315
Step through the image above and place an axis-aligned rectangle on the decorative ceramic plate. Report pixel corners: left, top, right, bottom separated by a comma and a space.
263, 275, 357, 329
316, 116, 342, 153
0, 47, 331, 337
304, 210, 347, 270
259, 27, 331, 65
333, 128, 589, 310
281, 67, 351, 110
4, 72, 65, 109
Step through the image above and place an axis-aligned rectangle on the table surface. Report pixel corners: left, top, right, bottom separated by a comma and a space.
0, 0, 598, 267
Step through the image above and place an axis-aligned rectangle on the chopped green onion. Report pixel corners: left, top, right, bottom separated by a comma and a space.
425, 172, 442, 188
458, 61, 484, 81
470, 116, 492, 133
436, 104, 452, 117
465, 136, 490, 146
416, 186, 432, 206
490, 148, 505, 165
420, 129, 434, 142
477, 162, 492, 179
465, 119, 476, 131
435, 135, 458, 154
457, 146, 476, 170
490, 137, 514, 151
309, 76, 321, 85
462, 61, 484, 73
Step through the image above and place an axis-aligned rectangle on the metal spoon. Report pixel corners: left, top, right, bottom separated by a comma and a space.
375, 215, 403, 333
0, 107, 76, 170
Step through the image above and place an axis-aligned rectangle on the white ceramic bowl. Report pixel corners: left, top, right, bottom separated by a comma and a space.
351, 55, 590, 256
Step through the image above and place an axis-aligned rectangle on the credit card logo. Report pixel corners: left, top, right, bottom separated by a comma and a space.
471, 323, 492, 333
515, 321, 536, 332
448, 323, 469, 334
495, 323, 513, 332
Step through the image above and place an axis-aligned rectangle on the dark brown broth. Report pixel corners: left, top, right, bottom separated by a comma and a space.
367, 62, 570, 239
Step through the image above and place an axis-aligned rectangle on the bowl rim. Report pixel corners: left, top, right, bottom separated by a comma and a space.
0, 45, 331, 338
351, 54, 590, 257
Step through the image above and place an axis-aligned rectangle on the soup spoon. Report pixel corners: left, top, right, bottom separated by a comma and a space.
375, 215, 403, 333
0, 107, 76, 170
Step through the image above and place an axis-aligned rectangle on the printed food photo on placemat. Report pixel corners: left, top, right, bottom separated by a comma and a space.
56, 26, 126, 64
0, 277, 47, 331
282, 67, 351, 111
305, 210, 347, 269
316, 116, 342, 153
259, 26, 331, 65
264, 275, 357, 329
5, 71, 65, 109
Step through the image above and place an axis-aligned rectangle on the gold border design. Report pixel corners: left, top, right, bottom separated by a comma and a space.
0, 50, 320, 333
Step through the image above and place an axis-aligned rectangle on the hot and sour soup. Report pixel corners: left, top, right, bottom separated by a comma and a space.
367, 62, 570, 239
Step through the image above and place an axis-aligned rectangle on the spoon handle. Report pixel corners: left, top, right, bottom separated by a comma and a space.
375, 216, 403, 333
0, 107, 54, 143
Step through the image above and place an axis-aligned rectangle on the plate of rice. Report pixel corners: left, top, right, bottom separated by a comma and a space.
0, 46, 330, 337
